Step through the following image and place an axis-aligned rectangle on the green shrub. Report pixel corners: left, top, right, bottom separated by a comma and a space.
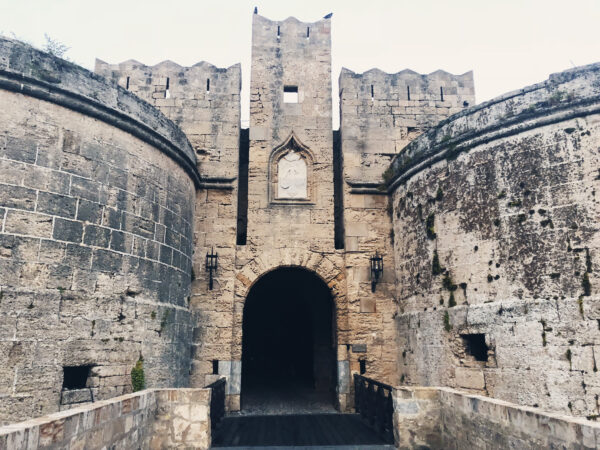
131, 356, 145, 392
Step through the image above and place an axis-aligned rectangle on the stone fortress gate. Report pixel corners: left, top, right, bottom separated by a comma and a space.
94, 12, 472, 413
1, 9, 600, 449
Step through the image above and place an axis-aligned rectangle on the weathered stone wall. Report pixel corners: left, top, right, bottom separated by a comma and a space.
147, 388, 211, 449
338, 69, 474, 386
389, 63, 600, 416
0, 38, 197, 424
93, 59, 241, 179
393, 386, 600, 449
94, 54, 242, 397
0, 388, 211, 450
339, 68, 474, 181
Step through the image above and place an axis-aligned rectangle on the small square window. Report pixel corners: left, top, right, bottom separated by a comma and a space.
461, 334, 488, 362
62, 365, 92, 390
283, 86, 298, 103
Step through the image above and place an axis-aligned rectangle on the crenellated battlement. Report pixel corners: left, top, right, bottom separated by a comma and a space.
95, 58, 241, 180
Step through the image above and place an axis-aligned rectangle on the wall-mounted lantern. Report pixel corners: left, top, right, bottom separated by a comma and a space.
206, 248, 218, 290
370, 252, 383, 292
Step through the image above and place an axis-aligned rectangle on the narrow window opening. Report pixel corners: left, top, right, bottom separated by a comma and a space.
440, 86, 444, 102
236, 128, 250, 245
359, 359, 366, 375
333, 130, 345, 249
212, 360, 219, 375
463, 100, 469, 107
306, 27, 310, 38
277, 25, 280, 37
126, 76, 130, 90
165, 77, 170, 98
207, 78, 210, 92
407, 85, 410, 100
283, 85, 299, 103
370, 84, 374, 100
62, 365, 92, 390
461, 334, 488, 362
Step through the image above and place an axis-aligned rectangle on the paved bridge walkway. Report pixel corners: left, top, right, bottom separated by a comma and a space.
211, 413, 394, 449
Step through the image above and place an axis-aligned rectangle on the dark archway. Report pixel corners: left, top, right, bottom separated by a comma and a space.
242, 267, 336, 413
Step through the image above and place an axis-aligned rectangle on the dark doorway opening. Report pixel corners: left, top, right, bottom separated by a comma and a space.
242, 267, 336, 414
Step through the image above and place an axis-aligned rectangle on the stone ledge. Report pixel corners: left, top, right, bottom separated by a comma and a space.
0, 387, 212, 450
393, 386, 600, 449
385, 62, 600, 192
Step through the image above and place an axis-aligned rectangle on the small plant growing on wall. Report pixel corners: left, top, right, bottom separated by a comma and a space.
443, 311, 452, 332
131, 356, 145, 392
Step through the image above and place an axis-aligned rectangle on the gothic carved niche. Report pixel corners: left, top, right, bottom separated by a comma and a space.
269, 133, 314, 204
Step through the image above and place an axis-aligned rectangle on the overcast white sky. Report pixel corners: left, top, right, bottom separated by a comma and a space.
1, 0, 599, 128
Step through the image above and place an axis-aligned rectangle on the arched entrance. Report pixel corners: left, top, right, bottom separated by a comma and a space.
242, 267, 337, 413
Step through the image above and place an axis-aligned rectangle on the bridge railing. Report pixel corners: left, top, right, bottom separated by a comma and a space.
353, 374, 394, 444
206, 377, 226, 431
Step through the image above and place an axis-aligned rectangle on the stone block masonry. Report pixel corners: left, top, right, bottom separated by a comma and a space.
393, 386, 600, 449
0, 37, 198, 424
338, 68, 474, 389
94, 54, 243, 398
93, 59, 241, 180
388, 62, 600, 417
0, 388, 212, 449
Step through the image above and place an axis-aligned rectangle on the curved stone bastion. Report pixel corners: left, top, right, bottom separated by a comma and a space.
0, 37, 199, 424
386, 63, 600, 417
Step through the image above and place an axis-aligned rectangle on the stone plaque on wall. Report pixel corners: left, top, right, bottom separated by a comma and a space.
278, 151, 307, 199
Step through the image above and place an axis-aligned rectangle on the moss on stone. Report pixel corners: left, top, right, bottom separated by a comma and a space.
443, 311, 452, 332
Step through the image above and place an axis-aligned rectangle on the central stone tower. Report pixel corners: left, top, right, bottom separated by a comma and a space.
245, 13, 334, 242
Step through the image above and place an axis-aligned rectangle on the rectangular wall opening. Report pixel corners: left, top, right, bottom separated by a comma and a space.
126, 76, 130, 90
62, 365, 92, 390
440, 86, 444, 102
212, 360, 219, 375
283, 85, 298, 103
460, 334, 488, 362
236, 128, 250, 245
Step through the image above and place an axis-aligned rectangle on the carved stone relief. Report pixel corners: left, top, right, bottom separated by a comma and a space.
277, 151, 307, 199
